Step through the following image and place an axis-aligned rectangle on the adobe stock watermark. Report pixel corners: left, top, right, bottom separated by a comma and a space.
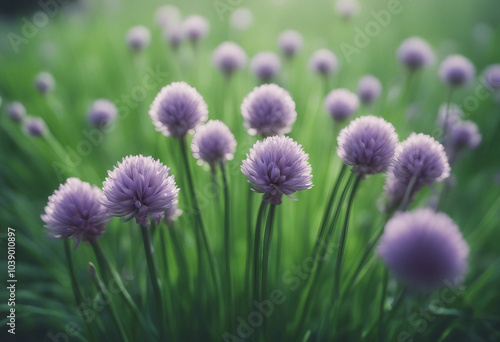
213, 0, 244, 20
340, 0, 414, 63
51, 65, 169, 182
222, 239, 336, 341
6, 0, 70, 54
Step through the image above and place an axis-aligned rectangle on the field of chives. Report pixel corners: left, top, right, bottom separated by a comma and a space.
1, 0, 500, 341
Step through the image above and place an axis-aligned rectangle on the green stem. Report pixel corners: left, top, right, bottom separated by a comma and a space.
378, 269, 389, 342
245, 187, 254, 311
221, 162, 234, 327
441, 88, 454, 144
140, 225, 167, 341
399, 175, 418, 212
261, 203, 277, 340
64, 240, 97, 342
167, 223, 191, 290
252, 201, 269, 302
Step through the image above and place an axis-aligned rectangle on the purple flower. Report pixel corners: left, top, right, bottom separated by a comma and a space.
377, 209, 469, 288
437, 103, 463, 129
34, 72, 55, 95
87, 99, 118, 129
126, 26, 151, 51
357, 75, 382, 106
335, 0, 360, 20
230, 8, 253, 31
241, 136, 313, 205
439, 55, 475, 87
155, 5, 181, 29
391, 133, 450, 188
182, 15, 209, 44
383, 174, 415, 212
397, 37, 435, 71
164, 198, 182, 225
24, 117, 47, 137
482, 64, 500, 91
250, 52, 281, 82
309, 49, 338, 76
102, 155, 179, 227
337, 116, 398, 175
278, 30, 303, 58
164, 25, 183, 50
6, 102, 26, 123
42, 178, 110, 249
324, 88, 359, 122
191, 120, 237, 167
150, 82, 208, 138
241, 84, 297, 136
212, 42, 248, 77
445, 120, 481, 164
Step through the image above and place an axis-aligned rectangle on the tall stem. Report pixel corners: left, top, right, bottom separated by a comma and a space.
245, 187, 254, 310
399, 175, 418, 212
441, 88, 454, 144
261, 204, 277, 301
140, 226, 167, 341
378, 268, 389, 342
221, 162, 234, 327
252, 201, 269, 302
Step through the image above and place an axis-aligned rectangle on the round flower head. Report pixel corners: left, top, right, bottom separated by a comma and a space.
126, 26, 151, 51
439, 55, 475, 87
335, 0, 360, 20
24, 116, 47, 137
191, 120, 237, 167
278, 30, 303, 58
309, 49, 338, 77
102, 155, 179, 227
357, 75, 382, 106
34, 72, 55, 94
383, 174, 417, 212
446, 120, 481, 164
377, 209, 469, 288
324, 88, 359, 122
437, 103, 463, 129
212, 42, 248, 77
397, 37, 435, 71
241, 136, 313, 205
337, 116, 398, 176
482, 64, 500, 91
6, 102, 26, 123
391, 133, 450, 188
182, 15, 209, 44
230, 7, 253, 31
42, 178, 111, 249
164, 25, 183, 50
87, 99, 118, 129
241, 84, 297, 136
250, 52, 282, 82
149, 82, 208, 138
155, 5, 181, 29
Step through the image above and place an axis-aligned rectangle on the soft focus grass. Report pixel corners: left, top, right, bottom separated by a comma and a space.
1, 0, 500, 341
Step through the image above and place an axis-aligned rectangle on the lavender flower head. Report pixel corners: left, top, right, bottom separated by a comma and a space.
439, 55, 476, 87
397, 37, 435, 71
150, 82, 208, 138
164, 25, 183, 50
212, 42, 248, 77
87, 99, 118, 129
278, 30, 303, 58
437, 103, 463, 129
241, 84, 297, 136
42, 178, 110, 249
191, 120, 237, 167
483, 64, 500, 91
155, 5, 181, 29
182, 15, 209, 44
241, 136, 313, 205
391, 133, 450, 188
377, 209, 469, 288
126, 26, 151, 51
337, 116, 398, 176
230, 8, 253, 31
335, 0, 360, 20
6, 102, 26, 123
250, 52, 282, 82
445, 120, 481, 164
102, 155, 179, 227
24, 116, 47, 137
383, 174, 413, 212
324, 88, 359, 122
34, 72, 55, 95
309, 49, 338, 77
357, 75, 382, 106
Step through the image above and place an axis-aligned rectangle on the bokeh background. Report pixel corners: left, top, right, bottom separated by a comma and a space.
1, 0, 499, 341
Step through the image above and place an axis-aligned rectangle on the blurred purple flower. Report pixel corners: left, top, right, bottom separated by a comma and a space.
337, 116, 398, 176
335, 0, 360, 20
102, 155, 179, 227
150, 81, 208, 138
397, 37, 435, 71
437, 103, 463, 129
164, 25, 183, 50
250, 52, 281, 82
24, 117, 47, 137
6, 102, 26, 123
182, 15, 209, 44
42, 178, 110, 249
309, 49, 338, 76
191, 120, 237, 167
212, 41, 248, 77
357, 75, 382, 106
241, 84, 297, 136
241, 135, 313, 205
377, 208, 469, 288
439, 55, 475, 87
445, 120, 481, 164
155, 5, 181, 29
324, 88, 359, 122
482, 64, 500, 91
87, 99, 118, 129
278, 30, 303, 58
34, 72, 55, 95
126, 26, 151, 51
230, 8, 253, 31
